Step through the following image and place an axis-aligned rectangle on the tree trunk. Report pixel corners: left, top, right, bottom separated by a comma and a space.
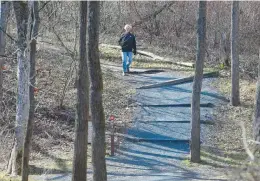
0, 1, 10, 114
221, 32, 231, 67
22, 1, 39, 181
7, 1, 29, 176
88, 2, 107, 181
253, 49, 260, 153
72, 1, 89, 181
231, 1, 240, 106
190, 1, 207, 163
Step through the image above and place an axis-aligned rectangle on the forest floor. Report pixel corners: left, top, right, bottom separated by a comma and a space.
97, 62, 228, 181
0, 42, 257, 180
0, 42, 135, 180
99, 46, 259, 180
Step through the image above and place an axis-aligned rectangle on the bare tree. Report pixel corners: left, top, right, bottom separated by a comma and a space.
231, 1, 240, 106
0, 1, 10, 113
131, 2, 174, 28
253, 49, 260, 153
88, 1, 107, 181
72, 1, 89, 181
190, 1, 207, 163
22, 1, 39, 181
221, 32, 231, 67
7, 1, 29, 176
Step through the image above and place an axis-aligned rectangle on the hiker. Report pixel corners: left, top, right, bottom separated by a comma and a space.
118, 24, 136, 76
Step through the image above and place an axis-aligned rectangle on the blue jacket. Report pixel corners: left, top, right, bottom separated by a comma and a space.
118, 32, 136, 53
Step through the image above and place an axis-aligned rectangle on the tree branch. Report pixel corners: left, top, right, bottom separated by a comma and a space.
38, 1, 51, 13
132, 2, 174, 27
52, 28, 75, 60
240, 122, 255, 161
0, 26, 17, 43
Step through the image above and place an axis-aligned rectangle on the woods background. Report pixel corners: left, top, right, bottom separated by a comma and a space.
1, 1, 260, 180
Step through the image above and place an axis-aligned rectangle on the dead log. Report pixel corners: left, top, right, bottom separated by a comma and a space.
100, 43, 166, 59
99, 44, 194, 68
100, 44, 120, 49
100, 43, 159, 59
137, 71, 219, 89
174, 62, 194, 68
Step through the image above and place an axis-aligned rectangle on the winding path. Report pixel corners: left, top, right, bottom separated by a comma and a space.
103, 66, 227, 181
32, 64, 227, 181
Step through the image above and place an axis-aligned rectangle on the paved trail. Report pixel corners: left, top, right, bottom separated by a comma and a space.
32, 64, 227, 181
104, 66, 227, 181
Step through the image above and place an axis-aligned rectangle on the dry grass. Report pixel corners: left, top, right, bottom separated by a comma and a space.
211, 77, 255, 152
0, 41, 135, 178
1, 38, 259, 180
208, 70, 259, 180
100, 45, 218, 74
0, 173, 21, 181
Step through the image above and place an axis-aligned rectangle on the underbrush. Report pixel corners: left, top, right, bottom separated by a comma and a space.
210, 73, 260, 180
0, 42, 134, 176
1, 39, 259, 179
100, 45, 219, 74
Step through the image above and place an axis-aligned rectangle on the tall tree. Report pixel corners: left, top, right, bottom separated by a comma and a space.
190, 1, 207, 163
253, 50, 260, 153
21, 1, 39, 181
0, 1, 10, 113
7, 1, 29, 176
72, 1, 89, 181
231, 1, 240, 106
88, 1, 107, 181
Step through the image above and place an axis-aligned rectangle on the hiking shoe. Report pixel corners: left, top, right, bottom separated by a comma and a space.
126, 67, 130, 73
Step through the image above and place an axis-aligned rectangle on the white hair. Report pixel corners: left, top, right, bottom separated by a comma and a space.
124, 24, 132, 32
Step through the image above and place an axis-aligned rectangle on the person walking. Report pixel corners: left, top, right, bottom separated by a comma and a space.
118, 24, 136, 76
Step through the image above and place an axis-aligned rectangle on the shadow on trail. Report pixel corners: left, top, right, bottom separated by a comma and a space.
133, 103, 215, 108
126, 123, 190, 142
163, 86, 229, 103
136, 83, 228, 106
136, 105, 212, 122
135, 74, 177, 81
107, 141, 190, 172
106, 141, 226, 180
129, 72, 228, 104
128, 69, 165, 75
101, 62, 165, 75
105, 65, 228, 180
